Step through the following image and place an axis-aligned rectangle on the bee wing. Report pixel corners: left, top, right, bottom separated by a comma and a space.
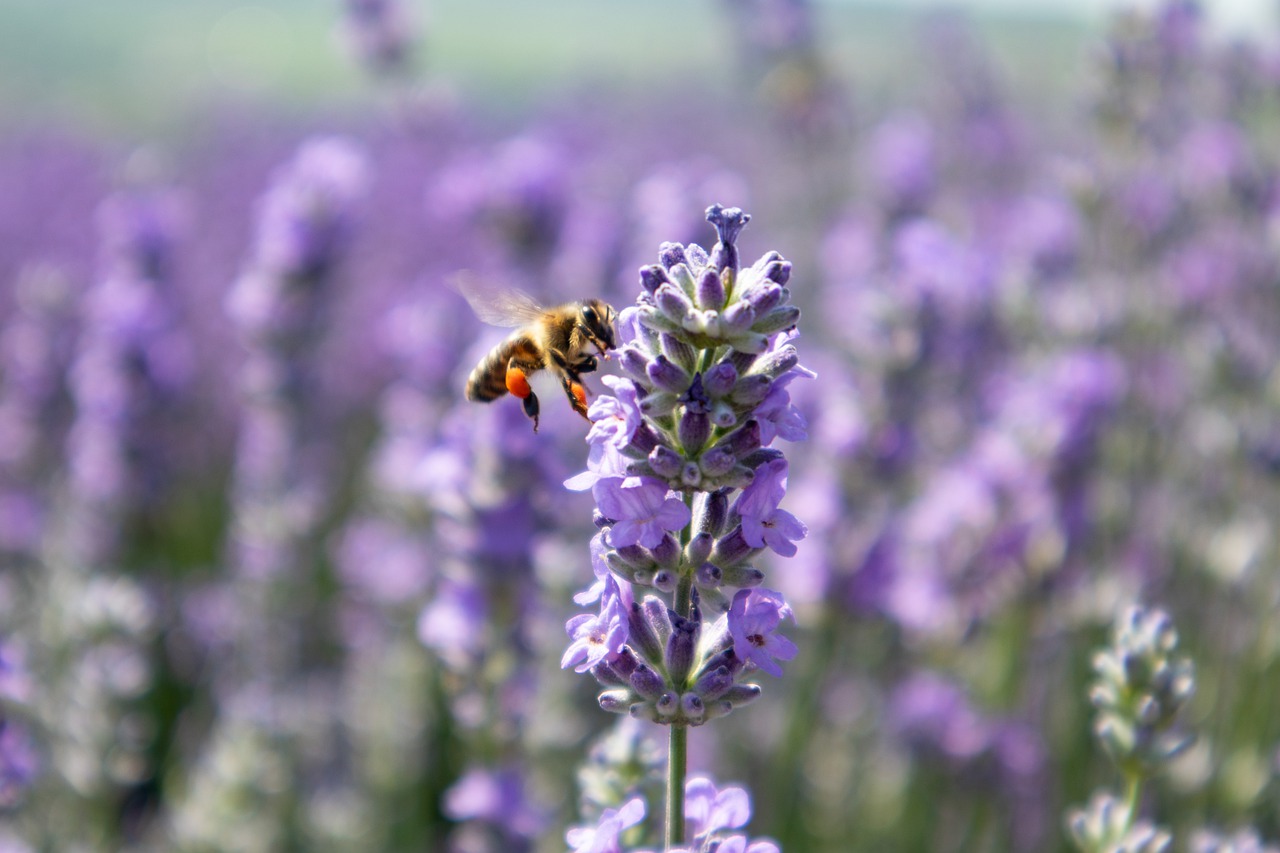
451, 272, 546, 328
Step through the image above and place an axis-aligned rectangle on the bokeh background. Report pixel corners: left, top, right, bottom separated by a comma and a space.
3, 0, 1280, 850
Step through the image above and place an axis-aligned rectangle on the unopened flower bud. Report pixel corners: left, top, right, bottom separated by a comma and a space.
696, 267, 725, 310
647, 355, 690, 393
630, 663, 666, 700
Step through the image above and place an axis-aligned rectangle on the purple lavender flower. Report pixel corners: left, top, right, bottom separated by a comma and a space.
566, 797, 647, 853
725, 589, 797, 677
443, 764, 546, 841
562, 577, 630, 673
596, 478, 692, 550
733, 459, 806, 557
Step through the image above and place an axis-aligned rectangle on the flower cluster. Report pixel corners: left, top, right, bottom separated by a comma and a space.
567, 777, 779, 853
1068, 792, 1173, 853
1066, 605, 1197, 853
1088, 605, 1196, 774
564, 204, 807, 727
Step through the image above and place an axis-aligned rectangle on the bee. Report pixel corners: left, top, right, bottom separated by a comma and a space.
457, 277, 617, 432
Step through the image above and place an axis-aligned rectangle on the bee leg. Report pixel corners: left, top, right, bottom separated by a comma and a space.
522, 392, 541, 432
560, 371, 591, 421
574, 354, 599, 375
505, 361, 541, 432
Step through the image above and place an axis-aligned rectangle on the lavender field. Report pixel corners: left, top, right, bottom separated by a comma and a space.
2, 1, 1280, 851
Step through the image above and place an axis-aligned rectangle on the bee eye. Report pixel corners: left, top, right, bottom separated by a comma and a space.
582, 305, 598, 325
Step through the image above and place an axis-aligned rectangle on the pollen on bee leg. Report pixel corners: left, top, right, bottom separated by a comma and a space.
506, 366, 532, 399
570, 382, 589, 419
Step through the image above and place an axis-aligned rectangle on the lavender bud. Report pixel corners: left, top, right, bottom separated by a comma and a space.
593, 660, 630, 688
714, 420, 762, 458
599, 690, 635, 713
626, 424, 660, 456
686, 242, 709, 268
702, 362, 738, 397
723, 684, 762, 707
751, 344, 799, 379
678, 411, 711, 455
612, 646, 641, 677
696, 449, 733, 479
667, 263, 697, 296
644, 598, 673, 647
698, 648, 741, 677
702, 700, 735, 723
640, 308, 683, 339
719, 465, 755, 490
660, 333, 697, 373
650, 534, 681, 569
665, 614, 700, 688
710, 402, 737, 429
728, 350, 759, 374
619, 347, 651, 381
739, 448, 785, 470
655, 283, 695, 325
625, 460, 657, 480
694, 666, 735, 701
649, 445, 684, 478
681, 462, 702, 488
694, 489, 730, 537
712, 527, 754, 566
754, 305, 801, 335
593, 509, 612, 529
639, 391, 678, 418
658, 242, 686, 270
706, 204, 749, 273
647, 355, 691, 394
681, 693, 706, 724
631, 702, 661, 723
696, 267, 725, 310
606, 553, 645, 583
695, 562, 723, 588
614, 544, 655, 570
630, 663, 667, 701
686, 532, 714, 566
652, 570, 677, 594
743, 281, 784, 314
639, 264, 669, 294
655, 692, 680, 720
719, 564, 765, 588
728, 373, 771, 407
722, 300, 756, 333
758, 253, 791, 284
628, 601, 665, 663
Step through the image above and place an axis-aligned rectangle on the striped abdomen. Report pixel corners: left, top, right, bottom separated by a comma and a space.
465, 333, 545, 402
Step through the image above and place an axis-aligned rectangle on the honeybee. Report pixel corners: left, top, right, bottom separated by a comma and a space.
457, 277, 617, 432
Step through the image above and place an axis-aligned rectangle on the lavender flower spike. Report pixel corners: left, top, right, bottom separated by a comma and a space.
564, 205, 809, 849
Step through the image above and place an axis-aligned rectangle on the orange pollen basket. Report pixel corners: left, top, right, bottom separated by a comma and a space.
506, 367, 532, 399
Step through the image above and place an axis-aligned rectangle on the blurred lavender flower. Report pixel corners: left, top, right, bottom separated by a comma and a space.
1068, 791, 1172, 853
339, 0, 418, 78
1190, 828, 1280, 853
169, 137, 369, 850
0, 265, 76, 557
566, 797, 647, 853
61, 182, 190, 565
0, 720, 38, 809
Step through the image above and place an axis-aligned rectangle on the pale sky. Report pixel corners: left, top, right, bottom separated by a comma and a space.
832, 0, 1276, 34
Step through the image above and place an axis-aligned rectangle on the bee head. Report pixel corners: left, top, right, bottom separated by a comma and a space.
579, 299, 617, 354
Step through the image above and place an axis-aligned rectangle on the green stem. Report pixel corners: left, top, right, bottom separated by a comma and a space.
666, 724, 688, 850
1122, 770, 1142, 826
666, 491, 697, 849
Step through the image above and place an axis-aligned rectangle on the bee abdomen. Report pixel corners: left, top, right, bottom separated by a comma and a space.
465, 334, 542, 402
